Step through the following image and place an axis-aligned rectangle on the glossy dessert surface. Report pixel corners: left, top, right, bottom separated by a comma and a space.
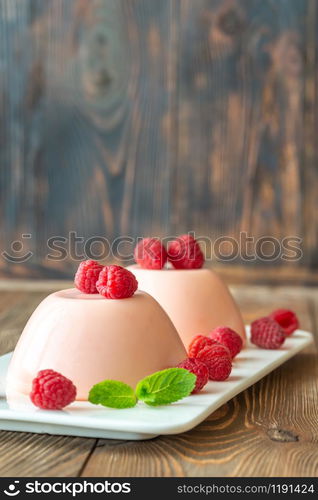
6, 289, 187, 401
127, 266, 246, 348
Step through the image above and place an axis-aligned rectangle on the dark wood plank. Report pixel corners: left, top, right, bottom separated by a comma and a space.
214, 265, 318, 286
0, 0, 177, 279
3, 259, 318, 292
0, 432, 95, 477
0, 291, 49, 354
303, 0, 318, 270
82, 287, 318, 477
174, 0, 307, 255
0, 0, 316, 280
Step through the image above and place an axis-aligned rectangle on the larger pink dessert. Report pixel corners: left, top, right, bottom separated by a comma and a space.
127, 266, 246, 348
6, 289, 186, 402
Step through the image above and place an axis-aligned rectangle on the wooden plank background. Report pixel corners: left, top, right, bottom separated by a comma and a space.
0, 0, 316, 280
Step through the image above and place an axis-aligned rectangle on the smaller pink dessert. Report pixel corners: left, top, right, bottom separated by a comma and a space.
127, 265, 246, 349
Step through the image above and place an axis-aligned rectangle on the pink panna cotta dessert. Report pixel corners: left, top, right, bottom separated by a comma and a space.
127, 265, 245, 349
6, 288, 187, 402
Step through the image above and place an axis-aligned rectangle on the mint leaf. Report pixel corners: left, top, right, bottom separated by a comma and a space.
88, 380, 137, 409
136, 368, 196, 406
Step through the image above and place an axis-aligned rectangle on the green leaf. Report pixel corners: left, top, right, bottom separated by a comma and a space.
88, 380, 137, 409
135, 367, 196, 406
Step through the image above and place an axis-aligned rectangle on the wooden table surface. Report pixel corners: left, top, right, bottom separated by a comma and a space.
0, 281, 317, 477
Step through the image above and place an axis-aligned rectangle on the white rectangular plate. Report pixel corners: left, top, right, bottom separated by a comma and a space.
0, 328, 313, 440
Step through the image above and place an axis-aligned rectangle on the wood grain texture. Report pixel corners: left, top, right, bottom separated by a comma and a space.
174, 0, 306, 242
0, 0, 316, 280
0, 432, 96, 477
0, 0, 177, 278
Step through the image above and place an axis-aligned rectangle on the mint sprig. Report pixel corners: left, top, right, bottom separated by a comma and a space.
88, 368, 196, 409
136, 368, 196, 406
88, 380, 137, 409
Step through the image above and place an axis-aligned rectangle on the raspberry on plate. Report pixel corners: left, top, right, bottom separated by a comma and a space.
269, 309, 299, 336
30, 369, 77, 410
96, 265, 138, 299
134, 237, 167, 270
74, 260, 103, 294
251, 317, 286, 349
167, 234, 204, 269
188, 334, 219, 358
209, 326, 243, 359
177, 358, 209, 393
196, 344, 232, 381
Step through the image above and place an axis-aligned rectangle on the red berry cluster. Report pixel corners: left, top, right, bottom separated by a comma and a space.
30, 261, 138, 410
134, 238, 168, 270
96, 265, 138, 299
210, 326, 243, 359
178, 327, 243, 393
167, 235, 204, 270
75, 261, 138, 300
30, 369, 76, 410
74, 260, 103, 294
134, 235, 204, 270
269, 309, 299, 336
179, 308, 299, 394
177, 358, 209, 393
251, 309, 299, 349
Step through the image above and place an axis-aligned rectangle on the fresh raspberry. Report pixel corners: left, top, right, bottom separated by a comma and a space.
209, 326, 243, 359
134, 238, 168, 270
96, 265, 138, 299
30, 369, 77, 410
188, 334, 219, 358
177, 358, 209, 393
196, 343, 231, 361
251, 317, 286, 349
167, 235, 204, 269
196, 345, 232, 381
269, 309, 299, 336
74, 260, 103, 294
